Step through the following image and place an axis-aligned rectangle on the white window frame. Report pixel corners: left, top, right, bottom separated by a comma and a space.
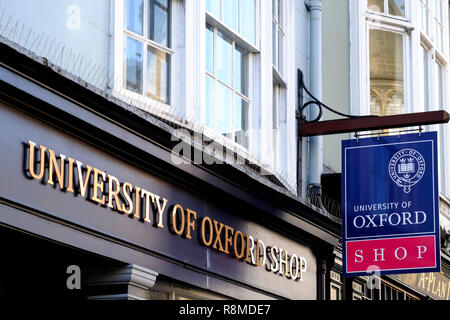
205, 25, 252, 147
110, 0, 183, 118
350, 0, 414, 116
351, 0, 450, 197
272, 0, 286, 84
366, 0, 409, 20
203, 1, 259, 151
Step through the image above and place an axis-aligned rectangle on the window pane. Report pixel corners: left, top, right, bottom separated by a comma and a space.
435, 0, 442, 21
420, 46, 429, 110
369, 29, 404, 116
149, 0, 169, 46
234, 45, 248, 96
420, 0, 429, 34
272, 22, 277, 68
235, 95, 249, 147
277, 0, 283, 27
386, 92, 404, 115
126, 0, 144, 35
273, 84, 278, 129
224, 0, 239, 32
206, 0, 221, 18
216, 31, 233, 86
146, 46, 169, 103
206, 25, 214, 74
278, 30, 284, 76
124, 36, 143, 94
367, 0, 384, 12
205, 75, 213, 127
436, 24, 443, 50
388, 0, 405, 17
437, 63, 443, 107
241, 0, 255, 44
370, 94, 381, 116
215, 82, 233, 138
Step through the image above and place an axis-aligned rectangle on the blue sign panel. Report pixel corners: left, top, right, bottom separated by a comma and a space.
342, 132, 440, 277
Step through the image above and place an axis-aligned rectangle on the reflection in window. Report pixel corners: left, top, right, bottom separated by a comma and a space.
370, 94, 381, 116
234, 96, 249, 147
205, 0, 220, 19
388, 0, 405, 16
126, 0, 143, 35
215, 82, 233, 139
216, 31, 233, 86
124, 0, 171, 103
205, 75, 213, 128
419, 45, 429, 111
419, 0, 430, 34
367, 0, 405, 17
205, 0, 256, 45
146, 46, 169, 102
367, 0, 384, 13
272, 0, 285, 76
205, 25, 250, 148
433, 0, 444, 51
369, 29, 404, 116
386, 92, 404, 115
234, 46, 248, 96
148, 0, 169, 46
223, 0, 239, 32
124, 36, 143, 94
205, 25, 214, 74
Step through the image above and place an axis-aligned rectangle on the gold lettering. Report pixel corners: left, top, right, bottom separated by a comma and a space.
75, 161, 92, 197
154, 195, 168, 229
133, 186, 141, 219
233, 231, 245, 259
427, 273, 435, 292
290, 254, 299, 280
212, 220, 225, 252
255, 239, 265, 267
245, 235, 255, 264
27, 141, 46, 180
66, 157, 75, 193
440, 281, 446, 299
201, 216, 213, 246
91, 167, 106, 205
447, 281, 450, 300
299, 256, 307, 281
418, 273, 426, 289
223, 225, 234, 255
185, 209, 197, 240
140, 189, 154, 223
171, 204, 185, 236
47, 149, 66, 189
121, 182, 134, 215
270, 246, 279, 272
279, 248, 290, 277
434, 278, 441, 297
107, 174, 123, 212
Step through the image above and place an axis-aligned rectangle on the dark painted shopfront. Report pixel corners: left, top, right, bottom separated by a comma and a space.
0, 42, 342, 300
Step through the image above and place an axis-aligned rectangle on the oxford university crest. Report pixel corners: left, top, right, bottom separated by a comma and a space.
388, 148, 426, 194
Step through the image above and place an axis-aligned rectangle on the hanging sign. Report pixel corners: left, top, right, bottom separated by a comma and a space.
342, 132, 441, 277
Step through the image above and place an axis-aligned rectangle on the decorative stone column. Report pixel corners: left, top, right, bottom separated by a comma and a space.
87, 264, 158, 300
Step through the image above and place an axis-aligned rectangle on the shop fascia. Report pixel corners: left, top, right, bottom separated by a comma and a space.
25, 140, 308, 283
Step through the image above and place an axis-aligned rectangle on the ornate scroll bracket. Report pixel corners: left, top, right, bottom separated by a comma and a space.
297, 69, 450, 137
297, 69, 368, 123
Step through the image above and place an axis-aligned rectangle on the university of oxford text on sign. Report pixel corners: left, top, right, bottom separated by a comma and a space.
342, 132, 440, 277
